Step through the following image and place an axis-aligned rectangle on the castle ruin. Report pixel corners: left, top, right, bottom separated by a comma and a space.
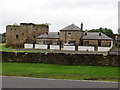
6, 23, 49, 47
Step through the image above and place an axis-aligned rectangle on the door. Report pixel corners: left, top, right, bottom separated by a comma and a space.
98, 40, 101, 46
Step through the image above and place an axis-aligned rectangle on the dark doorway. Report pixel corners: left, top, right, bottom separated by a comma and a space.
81, 40, 83, 46
98, 40, 101, 46
16, 35, 19, 39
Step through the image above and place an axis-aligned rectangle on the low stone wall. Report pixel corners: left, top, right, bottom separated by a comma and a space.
50, 45, 59, 50
64, 46, 75, 51
1, 51, 119, 66
98, 47, 111, 52
78, 46, 94, 51
24, 44, 33, 49
35, 44, 47, 49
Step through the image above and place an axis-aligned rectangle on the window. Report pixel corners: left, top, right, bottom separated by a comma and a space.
84, 41, 89, 46
11, 28, 12, 30
67, 32, 71, 36
16, 35, 19, 39
68, 32, 71, 35
15, 28, 16, 30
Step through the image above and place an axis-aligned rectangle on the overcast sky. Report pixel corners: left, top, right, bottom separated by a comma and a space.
0, 0, 119, 33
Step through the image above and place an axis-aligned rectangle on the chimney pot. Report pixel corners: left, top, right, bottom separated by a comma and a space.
99, 32, 101, 36
81, 22, 83, 31
46, 32, 48, 35
85, 32, 87, 35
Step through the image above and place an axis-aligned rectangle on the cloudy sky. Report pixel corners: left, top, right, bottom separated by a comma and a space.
0, 0, 119, 33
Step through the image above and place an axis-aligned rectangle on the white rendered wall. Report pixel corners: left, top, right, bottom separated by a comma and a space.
64, 46, 75, 51
78, 46, 94, 51
35, 44, 47, 49
98, 47, 112, 52
111, 41, 113, 48
24, 43, 112, 52
24, 44, 33, 49
50, 45, 59, 50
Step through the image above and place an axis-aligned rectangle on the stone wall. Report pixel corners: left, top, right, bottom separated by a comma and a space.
60, 30, 83, 44
101, 40, 111, 47
6, 23, 49, 47
83, 40, 112, 47
6, 26, 20, 47
36, 38, 59, 45
83, 40, 98, 46
2, 51, 119, 66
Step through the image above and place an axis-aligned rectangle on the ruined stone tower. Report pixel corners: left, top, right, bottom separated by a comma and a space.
6, 23, 49, 47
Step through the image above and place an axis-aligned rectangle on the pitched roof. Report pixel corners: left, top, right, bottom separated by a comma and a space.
82, 32, 113, 40
37, 32, 59, 39
60, 24, 81, 31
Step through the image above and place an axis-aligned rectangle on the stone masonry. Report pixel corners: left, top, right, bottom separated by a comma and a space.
6, 23, 49, 47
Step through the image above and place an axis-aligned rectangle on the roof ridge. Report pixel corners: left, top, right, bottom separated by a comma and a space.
82, 32, 112, 40
60, 24, 81, 30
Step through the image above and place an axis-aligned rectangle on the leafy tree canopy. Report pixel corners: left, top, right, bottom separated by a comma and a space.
88, 27, 115, 39
0, 32, 6, 43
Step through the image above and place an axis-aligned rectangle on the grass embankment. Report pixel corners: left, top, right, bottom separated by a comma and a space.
0, 43, 45, 53
2, 62, 119, 81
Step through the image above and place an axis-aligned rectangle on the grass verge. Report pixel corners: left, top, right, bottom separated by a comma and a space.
2, 62, 119, 81
0, 43, 45, 53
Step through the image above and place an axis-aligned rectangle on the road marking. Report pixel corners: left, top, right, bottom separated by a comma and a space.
2, 76, 118, 83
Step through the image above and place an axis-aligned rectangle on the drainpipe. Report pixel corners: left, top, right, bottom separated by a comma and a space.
65, 31, 67, 43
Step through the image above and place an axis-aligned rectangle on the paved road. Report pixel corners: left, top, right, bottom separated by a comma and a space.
2, 76, 119, 88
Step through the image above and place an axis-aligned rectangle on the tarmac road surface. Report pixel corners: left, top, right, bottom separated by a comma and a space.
2, 76, 119, 88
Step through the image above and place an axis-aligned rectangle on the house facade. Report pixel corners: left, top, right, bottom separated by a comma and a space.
82, 32, 113, 47
59, 23, 83, 45
36, 23, 113, 47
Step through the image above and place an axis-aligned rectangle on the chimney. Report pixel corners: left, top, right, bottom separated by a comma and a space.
99, 32, 101, 36
46, 32, 48, 35
85, 32, 87, 35
81, 22, 83, 31
85, 30, 87, 35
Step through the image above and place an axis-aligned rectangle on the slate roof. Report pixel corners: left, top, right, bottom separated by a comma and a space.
37, 32, 59, 39
82, 32, 113, 40
60, 24, 81, 31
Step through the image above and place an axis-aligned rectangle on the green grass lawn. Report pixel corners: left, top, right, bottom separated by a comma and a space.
0, 43, 45, 53
2, 62, 119, 81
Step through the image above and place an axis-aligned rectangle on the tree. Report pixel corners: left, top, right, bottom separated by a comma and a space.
0, 33, 6, 43
88, 27, 115, 39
